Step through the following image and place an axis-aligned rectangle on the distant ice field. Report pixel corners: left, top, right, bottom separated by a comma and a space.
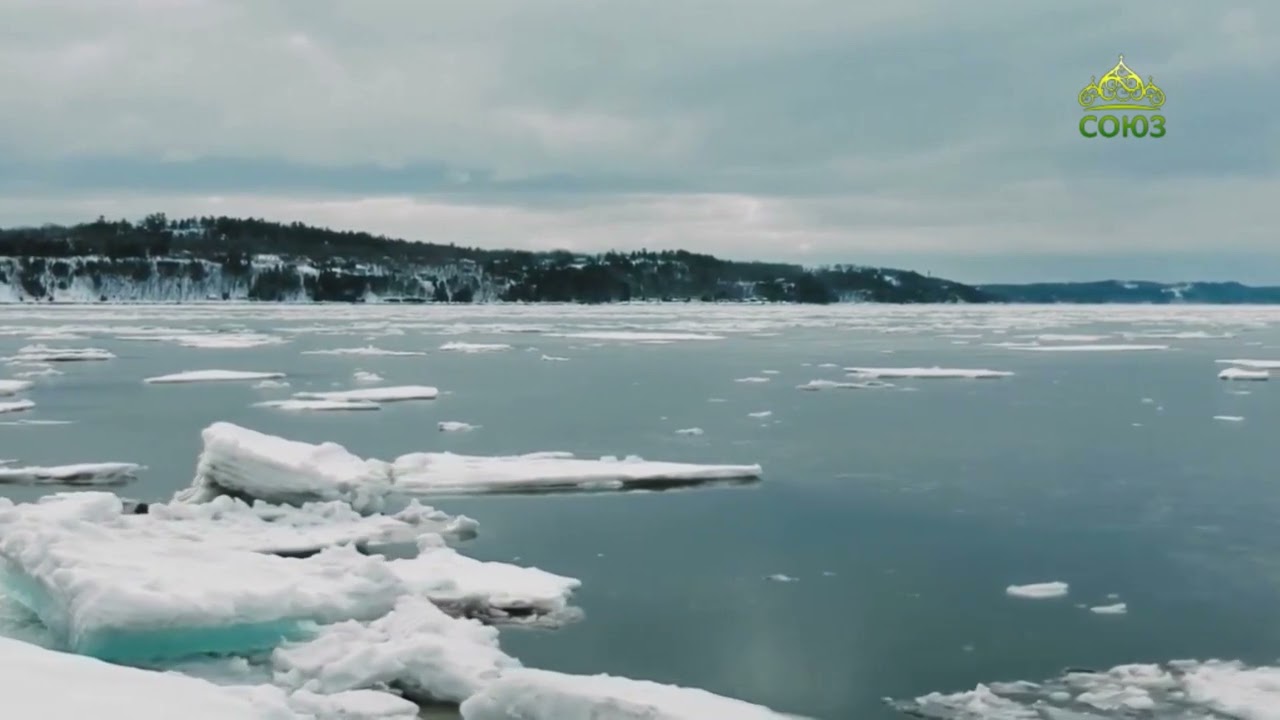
2, 302, 1280, 719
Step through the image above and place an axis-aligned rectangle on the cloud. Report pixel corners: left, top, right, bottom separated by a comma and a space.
0, 0, 1276, 281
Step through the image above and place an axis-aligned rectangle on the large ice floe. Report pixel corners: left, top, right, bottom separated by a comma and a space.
185, 422, 762, 503
0, 420, 796, 718
145, 370, 288, 384
888, 660, 1280, 720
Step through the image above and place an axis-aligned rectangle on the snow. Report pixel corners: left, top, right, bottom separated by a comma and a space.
292, 385, 439, 403
846, 366, 1013, 379
0, 636, 303, 720
1090, 602, 1128, 615
439, 342, 512, 353
459, 669, 805, 719
0, 399, 35, 414
302, 346, 427, 357
353, 371, 383, 383
1213, 415, 1245, 422
1218, 367, 1269, 381
675, 427, 704, 436
145, 370, 287, 384
0, 463, 143, 486
548, 331, 724, 341
6, 344, 115, 362
1216, 358, 1280, 369
272, 596, 517, 705
0, 379, 33, 395
257, 399, 381, 412
439, 421, 479, 432
1006, 581, 1069, 599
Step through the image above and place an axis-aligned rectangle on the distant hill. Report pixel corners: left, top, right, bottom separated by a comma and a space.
0, 214, 990, 304
980, 280, 1280, 304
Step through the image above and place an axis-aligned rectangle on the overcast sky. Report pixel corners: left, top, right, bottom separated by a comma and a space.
1, 0, 1277, 283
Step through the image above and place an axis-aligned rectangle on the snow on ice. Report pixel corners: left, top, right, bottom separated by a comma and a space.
145, 370, 287, 384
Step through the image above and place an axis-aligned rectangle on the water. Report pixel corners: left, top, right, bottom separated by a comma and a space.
2, 303, 1279, 719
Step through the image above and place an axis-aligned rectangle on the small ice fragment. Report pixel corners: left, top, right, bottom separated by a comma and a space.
0, 399, 35, 414
352, 371, 383, 383
13, 367, 62, 378
439, 421, 479, 433
292, 386, 439, 403
547, 331, 723, 341
846, 366, 1012, 379
762, 369, 779, 375
797, 379, 885, 391
1141, 397, 1155, 404
1090, 603, 1128, 615
257, 399, 381, 412
1215, 358, 1280, 369
735, 376, 771, 383
439, 342, 512, 353
540, 355, 570, 362
252, 379, 291, 389
0, 379, 33, 396
748, 411, 773, 418
1006, 581, 1069, 599
303, 346, 427, 356
1213, 415, 1244, 422
708, 398, 727, 403
144, 370, 286, 384
822, 571, 836, 577
1218, 367, 1269, 381
5, 345, 115, 362
766, 574, 798, 583
675, 427, 704, 436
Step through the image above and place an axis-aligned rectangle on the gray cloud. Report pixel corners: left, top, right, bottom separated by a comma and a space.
0, 0, 1276, 282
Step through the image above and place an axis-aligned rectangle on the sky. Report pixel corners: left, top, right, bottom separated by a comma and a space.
1, 0, 1277, 284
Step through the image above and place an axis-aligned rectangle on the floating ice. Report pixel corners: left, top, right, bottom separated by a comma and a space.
1213, 415, 1244, 422
6, 344, 115, 362
0, 495, 405, 662
302, 346, 427, 356
439, 342, 512, 353
540, 354, 570, 361
1008, 343, 1169, 352
735, 376, 771, 383
0, 463, 142, 487
119, 332, 285, 349
0, 379, 33, 395
145, 370, 287, 384
1006, 581, 1068, 599
1028, 333, 1111, 342
439, 421, 479, 433
0, 399, 35, 414
889, 659, 1280, 720
293, 386, 439, 403
846, 366, 1013, 379
13, 366, 62, 378
254, 379, 292, 389
353, 371, 383, 383
1218, 367, 1269, 381
0, 636, 302, 720
675, 427, 704, 436
766, 574, 798, 583
459, 668, 807, 719
1090, 602, 1128, 615
547, 331, 724, 341
797, 379, 885, 391
272, 596, 518, 705
256, 399, 381, 412
1125, 330, 1232, 339
1216, 358, 1280, 369
748, 411, 773, 418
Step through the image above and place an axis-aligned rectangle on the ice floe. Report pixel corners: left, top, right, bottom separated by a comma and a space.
766, 574, 798, 583
675, 427, 704, 436
254, 379, 291, 389
1006, 581, 1068, 599
145, 370, 287, 384
547, 331, 724, 341
0, 379, 33, 395
540, 354, 570, 361
5, 344, 115, 362
748, 411, 773, 418
1218, 367, 1269, 381
12, 366, 62, 378
118, 332, 285, 349
0, 635, 301, 720
846, 366, 1013, 379
797, 379, 888, 391
292, 386, 439, 403
0, 399, 35, 414
0, 463, 143, 486
439, 421, 479, 433
256, 399, 381, 412
1216, 358, 1280, 369
439, 342, 512, 353
1213, 415, 1244, 422
302, 346, 427, 357
1090, 602, 1128, 615
1008, 343, 1169, 352
353, 371, 383, 383
459, 668, 805, 720
735, 376, 771, 383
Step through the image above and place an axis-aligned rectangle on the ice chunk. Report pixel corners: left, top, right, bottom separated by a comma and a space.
257, 399, 380, 411
145, 370, 288, 384
1216, 358, 1280, 369
0, 636, 303, 720
391, 451, 762, 496
287, 689, 419, 719
181, 422, 394, 512
846, 366, 1013, 379
735, 376, 771, 383
796, 379, 885, 391
459, 668, 808, 719
389, 535, 580, 625
293, 385, 439, 402
766, 574, 798, 583
0, 379, 33, 395
748, 411, 773, 418
1090, 602, 1128, 615
302, 346, 427, 356
0, 462, 142, 487
439, 342, 512, 353
1008, 343, 1168, 352
1218, 367, 1270, 380
1006, 581, 1068, 599
540, 354, 570, 361
273, 596, 518, 704
255, 379, 292, 389
675, 427, 704, 436
119, 332, 285, 349
7, 344, 115, 362
1214, 415, 1245, 422
0, 399, 35, 414
353, 371, 384, 383
13, 366, 62, 378
439, 421, 479, 432
0, 496, 405, 662
548, 331, 724, 341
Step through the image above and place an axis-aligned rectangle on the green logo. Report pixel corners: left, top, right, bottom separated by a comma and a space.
1078, 54, 1166, 138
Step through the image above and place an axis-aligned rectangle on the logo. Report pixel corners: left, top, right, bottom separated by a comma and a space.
1078, 54, 1166, 138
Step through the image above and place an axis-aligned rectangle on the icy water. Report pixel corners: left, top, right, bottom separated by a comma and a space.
3, 303, 1280, 719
